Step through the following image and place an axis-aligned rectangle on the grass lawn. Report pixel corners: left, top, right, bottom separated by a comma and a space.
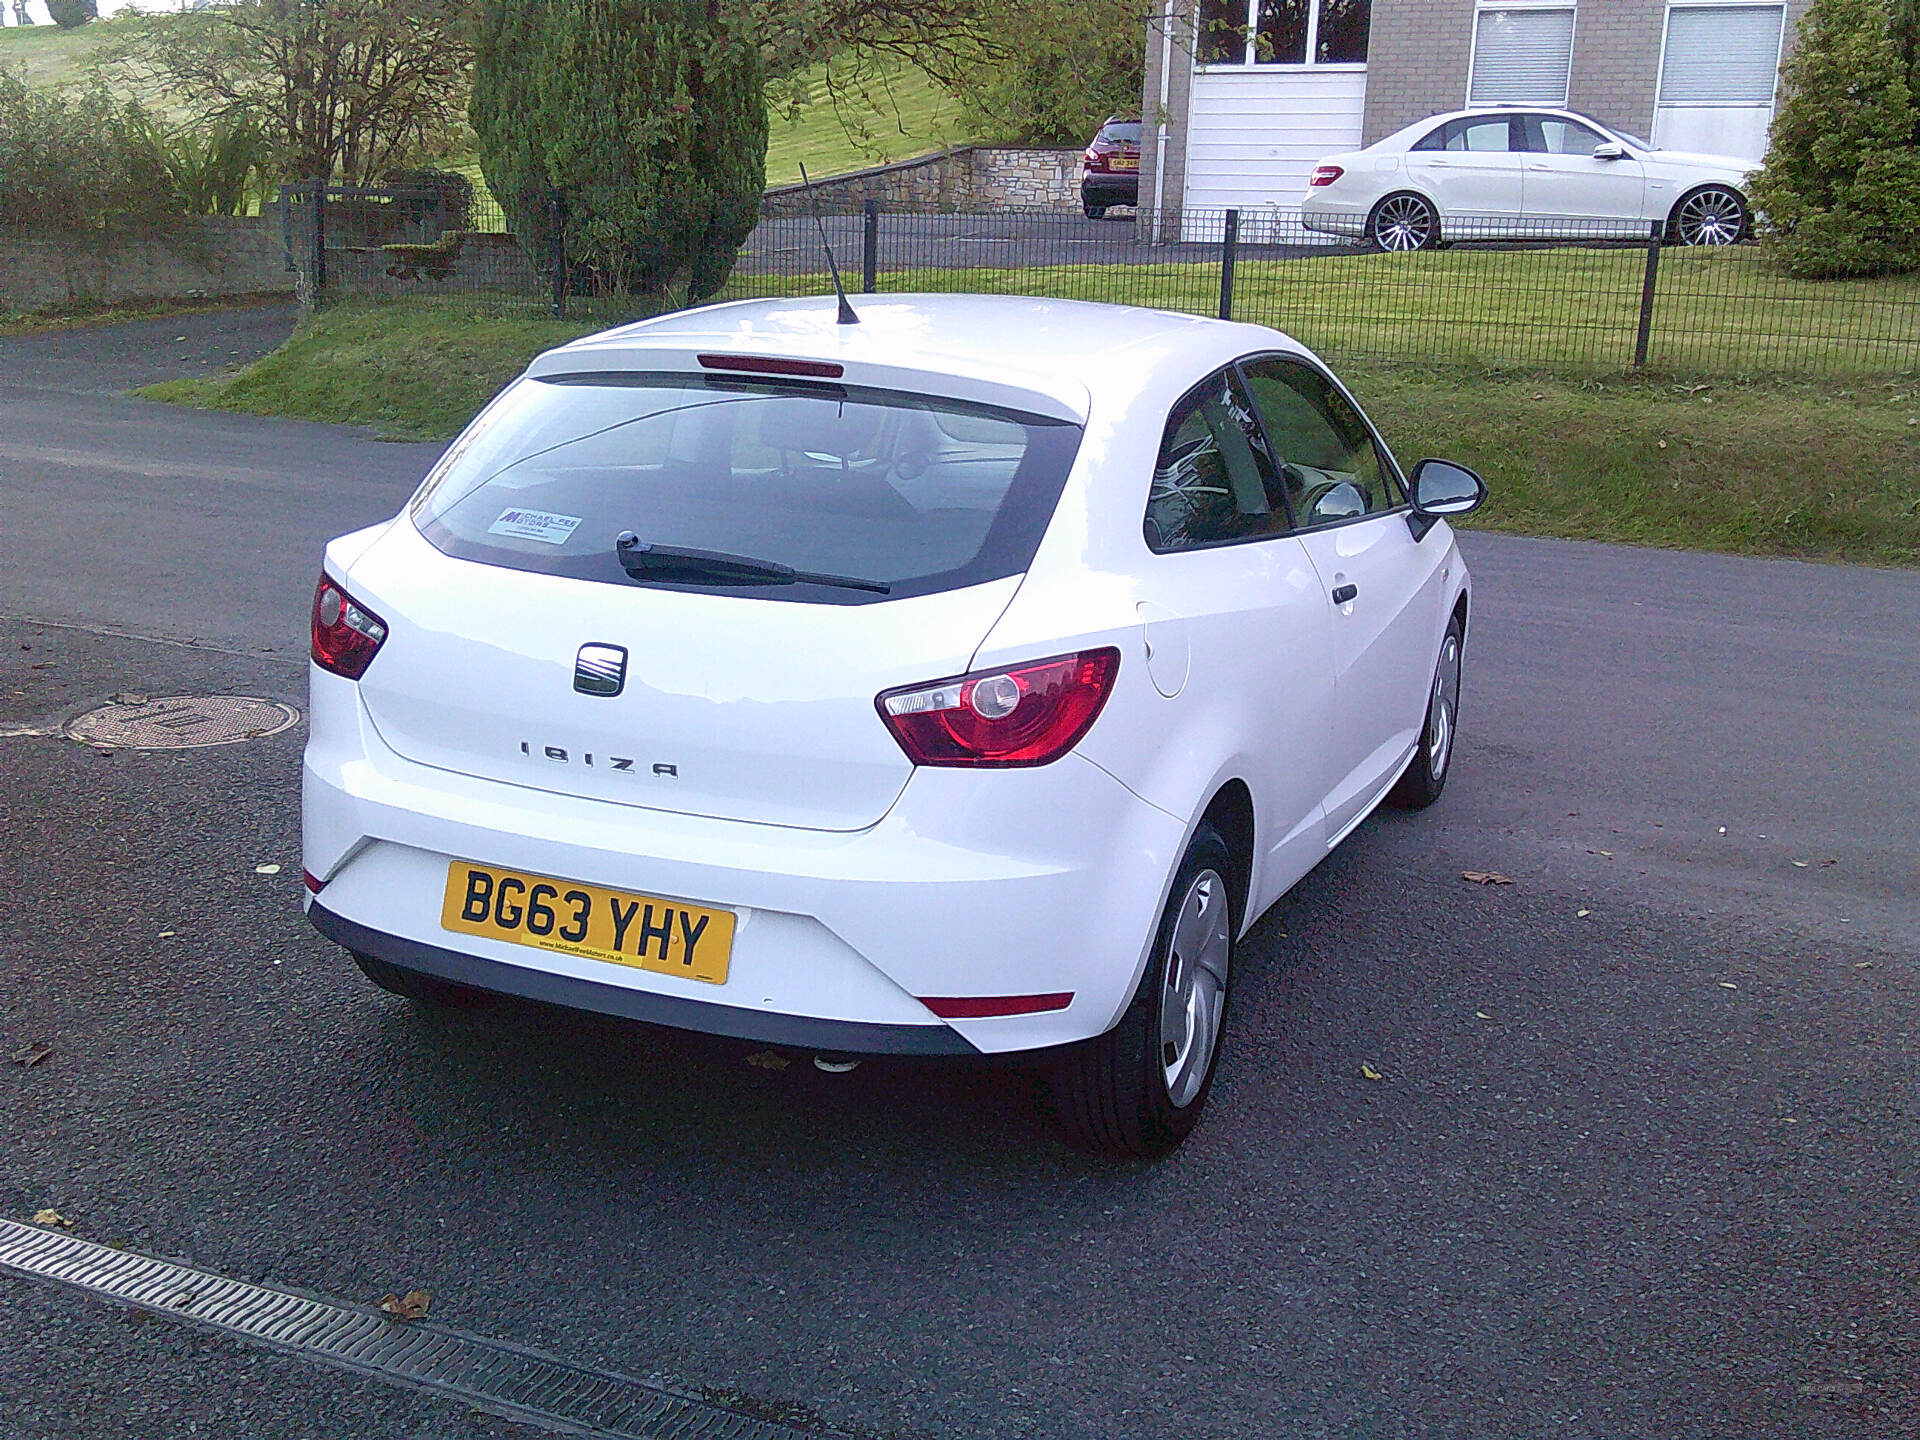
765, 60, 969, 184
141, 296, 1920, 566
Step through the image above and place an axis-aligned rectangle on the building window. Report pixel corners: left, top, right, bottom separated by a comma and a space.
1468, 4, 1577, 105
1658, 3, 1784, 106
1196, 0, 1372, 67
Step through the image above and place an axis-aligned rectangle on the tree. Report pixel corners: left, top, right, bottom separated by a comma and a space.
471, 0, 768, 304
1750, 0, 1920, 276
46, 0, 97, 28
950, 0, 1144, 144
109, 0, 474, 184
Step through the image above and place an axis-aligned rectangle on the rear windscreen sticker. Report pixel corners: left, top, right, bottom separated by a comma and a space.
487, 508, 583, 545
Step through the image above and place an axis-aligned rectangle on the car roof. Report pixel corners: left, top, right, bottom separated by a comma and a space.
532, 295, 1304, 423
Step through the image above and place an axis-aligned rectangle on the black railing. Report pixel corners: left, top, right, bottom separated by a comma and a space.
276, 183, 1920, 378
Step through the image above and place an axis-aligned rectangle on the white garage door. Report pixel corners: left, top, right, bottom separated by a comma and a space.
1654, 3, 1785, 161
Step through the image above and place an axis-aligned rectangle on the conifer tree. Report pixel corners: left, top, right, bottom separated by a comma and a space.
471, 0, 768, 303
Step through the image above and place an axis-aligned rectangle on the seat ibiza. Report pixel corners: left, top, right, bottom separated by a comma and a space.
303, 294, 1486, 1156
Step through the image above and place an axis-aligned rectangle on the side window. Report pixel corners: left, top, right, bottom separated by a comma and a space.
1449, 117, 1514, 152
1524, 115, 1603, 155
1412, 121, 1450, 152
1237, 357, 1403, 528
1145, 370, 1292, 552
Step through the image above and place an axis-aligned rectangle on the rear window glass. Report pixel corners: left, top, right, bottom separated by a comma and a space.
1098, 121, 1142, 145
409, 373, 1083, 604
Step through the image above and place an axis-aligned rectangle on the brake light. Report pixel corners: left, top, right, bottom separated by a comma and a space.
310, 574, 388, 680
1309, 165, 1345, 187
877, 649, 1120, 768
1084, 148, 1108, 173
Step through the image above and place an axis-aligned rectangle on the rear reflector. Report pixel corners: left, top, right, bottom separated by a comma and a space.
877, 648, 1120, 768
918, 993, 1073, 1019
1309, 165, 1345, 187
697, 353, 845, 379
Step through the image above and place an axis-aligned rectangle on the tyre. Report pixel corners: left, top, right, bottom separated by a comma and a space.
1669, 186, 1748, 246
1387, 615, 1464, 810
1366, 192, 1439, 251
1083, 201, 1108, 220
1052, 823, 1236, 1158
351, 950, 489, 1007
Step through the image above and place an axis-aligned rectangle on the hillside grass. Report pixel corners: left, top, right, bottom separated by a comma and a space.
765, 60, 970, 184
140, 296, 1920, 565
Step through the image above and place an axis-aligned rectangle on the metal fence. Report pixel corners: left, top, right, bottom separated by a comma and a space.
278, 183, 1920, 378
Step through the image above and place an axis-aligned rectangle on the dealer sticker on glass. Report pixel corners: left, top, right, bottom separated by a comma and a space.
487, 508, 583, 545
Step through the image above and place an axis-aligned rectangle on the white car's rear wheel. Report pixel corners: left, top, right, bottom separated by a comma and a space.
1670, 186, 1748, 246
1367, 192, 1439, 251
1051, 823, 1235, 1157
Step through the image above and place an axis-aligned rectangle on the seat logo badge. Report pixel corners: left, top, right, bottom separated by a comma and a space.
573, 643, 627, 697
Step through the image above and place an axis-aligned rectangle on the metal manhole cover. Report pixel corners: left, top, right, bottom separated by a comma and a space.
67, 695, 300, 750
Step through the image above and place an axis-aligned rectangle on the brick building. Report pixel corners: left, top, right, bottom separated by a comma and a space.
1140, 0, 1809, 223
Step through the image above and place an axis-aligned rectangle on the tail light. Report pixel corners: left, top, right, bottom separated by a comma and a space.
877, 649, 1120, 768
1309, 165, 1345, 187
311, 573, 388, 680
1083, 148, 1108, 173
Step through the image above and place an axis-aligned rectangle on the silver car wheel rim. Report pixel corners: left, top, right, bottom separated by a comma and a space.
1374, 196, 1433, 251
1159, 868, 1231, 1109
1428, 633, 1461, 781
1677, 190, 1742, 246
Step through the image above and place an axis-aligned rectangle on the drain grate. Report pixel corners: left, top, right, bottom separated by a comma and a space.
67, 695, 300, 750
0, 1218, 821, 1439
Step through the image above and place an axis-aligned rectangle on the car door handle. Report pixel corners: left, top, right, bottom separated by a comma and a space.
1331, 583, 1358, 605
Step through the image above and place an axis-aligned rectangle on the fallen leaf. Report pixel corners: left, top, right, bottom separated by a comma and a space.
1577, 909, 1591, 917
1530, 392, 1544, 401
1359, 1063, 1383, 1081
29, 661, 54, 669
32, 1209, 70, 1228
1855, 962, 1873, 970
1792, 861, 1809, 868
379, 1290, 431, 1321
8, 1043, 53, 1068
1474, 1011, 1491, 1020
744, 1051, 790, 1070
1657, 439, 1668, 449
1717, 826, 1727, 835
1719, 981, 1738, 990
1819, 858, 1838, 867
158, 931, 176, 938
253, 863, 281, 876
1462, 871, 1513, 886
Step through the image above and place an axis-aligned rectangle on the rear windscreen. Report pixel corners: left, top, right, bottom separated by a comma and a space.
410, 373, 1084, 604
1099, 122, 1142, 145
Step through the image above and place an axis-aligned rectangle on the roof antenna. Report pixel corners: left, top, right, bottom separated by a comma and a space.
798, 161, 860, 325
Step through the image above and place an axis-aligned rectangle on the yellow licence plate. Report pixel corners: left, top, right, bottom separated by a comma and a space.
440, 862, 735, 985
1113, 156, 1139, 171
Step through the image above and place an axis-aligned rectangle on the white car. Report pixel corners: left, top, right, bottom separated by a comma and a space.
1302, 106, 1755, 250
302, 294, 1486, 1156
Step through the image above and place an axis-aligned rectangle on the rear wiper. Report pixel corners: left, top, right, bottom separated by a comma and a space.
615, 531, 890, 595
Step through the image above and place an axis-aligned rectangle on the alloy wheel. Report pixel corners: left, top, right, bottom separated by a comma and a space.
1159, 868, 1232, 1108
1675, 188, 1744, 246
1428, 630, 1461, 782
1372, 195, 1435, 251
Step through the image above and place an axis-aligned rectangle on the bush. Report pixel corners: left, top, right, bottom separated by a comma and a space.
0, 68, 179, 230
1751, 0, 1920, 277
45, 0, 98, 28
382, 167, 475, 232
470, 0, 767, 303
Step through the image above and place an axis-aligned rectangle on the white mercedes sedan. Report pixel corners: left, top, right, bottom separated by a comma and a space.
1302, 106, 1755, 250
302, 294, 1486, 1156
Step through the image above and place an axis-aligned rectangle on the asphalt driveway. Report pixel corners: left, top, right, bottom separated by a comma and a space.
1, 308, 1915, 1440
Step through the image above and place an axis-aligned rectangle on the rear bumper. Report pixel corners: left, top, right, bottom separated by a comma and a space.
303, 667, 1188, 1056
309, 904, 980, 1055
1081, 175, 1139, 206
1300, 197, 1367, 237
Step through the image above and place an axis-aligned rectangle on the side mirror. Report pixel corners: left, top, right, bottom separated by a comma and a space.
1406, 458, 1487, 541
1593, 141, 1627, 161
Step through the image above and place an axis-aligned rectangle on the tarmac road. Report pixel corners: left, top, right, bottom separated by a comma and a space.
1, 310, 1916, 1439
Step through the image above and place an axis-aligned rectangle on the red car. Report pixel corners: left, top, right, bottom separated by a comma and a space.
1081, 116, 1141, 219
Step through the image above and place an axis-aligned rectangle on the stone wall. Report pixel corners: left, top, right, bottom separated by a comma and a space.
0, 215, 295, 314
762, 146, 1085, 216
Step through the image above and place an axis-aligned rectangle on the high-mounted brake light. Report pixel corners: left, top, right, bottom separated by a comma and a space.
310, 574, 388, 680
876, 649, 1120, 768
696, 354, 845, 379
1309, 165, 1345, 187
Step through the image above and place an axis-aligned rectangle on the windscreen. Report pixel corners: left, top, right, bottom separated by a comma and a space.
410, 373, 1084, 604
1098, 121, 1143, 146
